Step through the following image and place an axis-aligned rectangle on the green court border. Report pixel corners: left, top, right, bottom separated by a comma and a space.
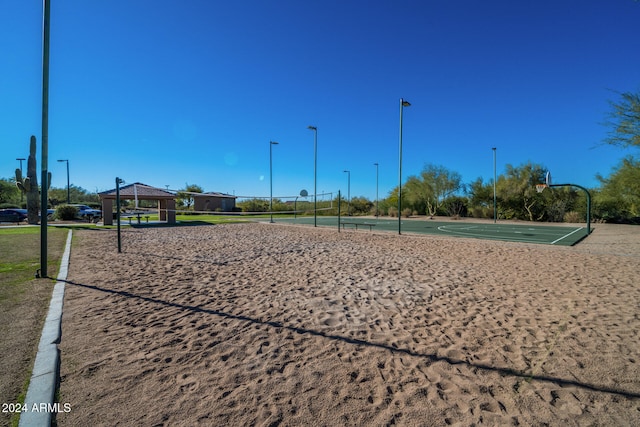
272, 216, 589, 246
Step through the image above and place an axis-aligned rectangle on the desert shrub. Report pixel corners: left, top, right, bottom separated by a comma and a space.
563, 211, 583, 223
592, 197, 630, 223
350, 197, 373, 215
546, 200, 568, 222
55, 204, 77, 220
238, 198, 269, 212
402, 208, 412, 218
388, 207, 398, 217
467, 207, 480, 218
444, 197, 468, 218
468, 206, 493, 219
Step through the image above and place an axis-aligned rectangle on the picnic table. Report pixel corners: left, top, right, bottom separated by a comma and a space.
122, 212, 150, 224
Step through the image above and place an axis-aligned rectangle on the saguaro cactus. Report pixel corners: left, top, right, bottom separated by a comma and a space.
15, 136, 42, 224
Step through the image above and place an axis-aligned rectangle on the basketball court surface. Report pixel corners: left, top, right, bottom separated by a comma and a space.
272, 216, 590, 246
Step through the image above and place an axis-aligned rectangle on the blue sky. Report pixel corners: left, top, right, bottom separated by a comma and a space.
1, 0, 639, 202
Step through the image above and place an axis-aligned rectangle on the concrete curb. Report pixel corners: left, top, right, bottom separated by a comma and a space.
19, 229, 72, 427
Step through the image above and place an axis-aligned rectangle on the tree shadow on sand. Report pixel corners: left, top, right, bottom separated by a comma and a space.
62, 279, 640, 400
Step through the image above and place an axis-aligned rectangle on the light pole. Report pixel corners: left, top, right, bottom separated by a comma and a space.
343, 170, 351, 216
40, 0, 51, 278
307, 125, 318, 227
270, 141, 279, 223
16, 158, 25, 204
492, 147, 497, 224
58, 159, 70, 203
398, 98, 410, 235
374, 163, 379, 218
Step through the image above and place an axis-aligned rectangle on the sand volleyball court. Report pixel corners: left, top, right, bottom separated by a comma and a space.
57, 222, 640, 425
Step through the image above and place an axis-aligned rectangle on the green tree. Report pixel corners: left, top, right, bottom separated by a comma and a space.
603, 91, 640, 148
0, 178, 20, 207
378, 188, 398, 216
595, 156, 640, 219
403, 176, 429, 214
48, 185, 98, 206
444, 195, 468, 218
543, 186, 579, 222
497, 162, 546, 221
349, 196, 373, 215
176, 183, 203, 209
403, 164, 463, 216
467, 177, 494, 218
237, 198, 269, 212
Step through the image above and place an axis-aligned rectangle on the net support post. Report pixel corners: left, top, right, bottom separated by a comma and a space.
548, 183, 592, 235
116, 177, 123, 253
337, 190, 341, 233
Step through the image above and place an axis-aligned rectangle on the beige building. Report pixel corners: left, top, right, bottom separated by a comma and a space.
193, 192, 237, 212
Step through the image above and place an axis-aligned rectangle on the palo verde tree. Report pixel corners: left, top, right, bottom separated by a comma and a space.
595, 156, 640, 220
378, 187, 399, 216
403, 164, 463, 216
603, 91, 640, 149
48, 184, 99, 206
497, 162, 547, 221
348, 196, 374, 215
176, 183, 203, 210
0, 178, 20, 206
595, 90, 640, 222
467, 177, 495, 219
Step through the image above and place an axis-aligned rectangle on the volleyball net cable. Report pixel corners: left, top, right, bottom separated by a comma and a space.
116, 191, 336, 217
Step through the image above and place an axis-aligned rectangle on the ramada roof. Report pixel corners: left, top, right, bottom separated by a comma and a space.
99, 183, 237, 200
99, 182, 175, 199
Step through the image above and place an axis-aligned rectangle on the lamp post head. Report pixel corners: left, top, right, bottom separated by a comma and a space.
374, 162, 378, 166
401, 99, 411, 107
270, 141, 279, 145
307, 125, 317, 131
17, 158, 26, 161
57, 159, 68, 163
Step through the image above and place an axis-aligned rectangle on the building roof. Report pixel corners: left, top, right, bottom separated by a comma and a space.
195, 192, 237, 199
98, 182, 175, 199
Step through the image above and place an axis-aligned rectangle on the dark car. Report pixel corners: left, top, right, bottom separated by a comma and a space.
70, 204, 102, 220
0, 209, 28, 223
39, 209, 55, 219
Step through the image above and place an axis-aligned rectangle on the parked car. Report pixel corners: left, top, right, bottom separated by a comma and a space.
0, 208, 28, 223
35, 209, 55, 219
70, 204, 102, 220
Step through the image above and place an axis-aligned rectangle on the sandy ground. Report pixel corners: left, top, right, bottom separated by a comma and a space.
57, 222, 640, 426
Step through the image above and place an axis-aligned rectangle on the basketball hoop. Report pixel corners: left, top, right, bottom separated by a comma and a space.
536, 184, 547, 193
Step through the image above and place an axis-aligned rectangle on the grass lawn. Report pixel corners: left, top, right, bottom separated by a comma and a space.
0, 227, 68, 427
